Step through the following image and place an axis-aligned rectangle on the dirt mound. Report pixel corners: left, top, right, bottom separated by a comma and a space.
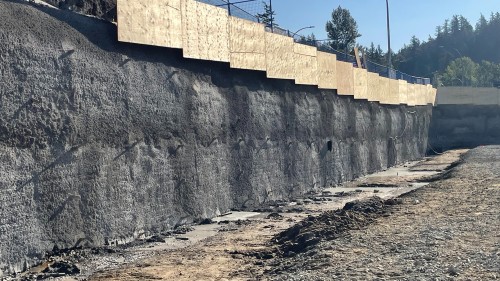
274, 197, 400, 256
42, 0, 116, 20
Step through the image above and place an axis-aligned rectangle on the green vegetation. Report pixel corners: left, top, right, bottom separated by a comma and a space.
297, 33, 318, 47
256, 1, 277, 28
325, 6, 361, 53
392, 13, 500, 86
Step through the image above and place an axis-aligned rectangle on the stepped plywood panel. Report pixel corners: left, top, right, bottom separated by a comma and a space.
117, 0, 436, 106
367, 72, 380, 102
388, 79, 400, 105
317, 52, 337, 89
294, 43, 318, 85
336, 61, 354, 95
229, 17, 266, 71
407, 84, 417, 106
266, 32, 295, 80
398, 80, 408, 105
117, 0, 182, 49
379, 77, 390, 104
416, 85, 426, 105
426, 84, 436, 105
182, 0, 230, 62
353, 68, 368, 100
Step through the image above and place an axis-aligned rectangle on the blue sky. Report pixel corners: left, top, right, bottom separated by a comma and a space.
271, 0, 500, 52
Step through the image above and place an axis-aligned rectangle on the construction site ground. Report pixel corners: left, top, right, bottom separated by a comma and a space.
14, 147, 500, 280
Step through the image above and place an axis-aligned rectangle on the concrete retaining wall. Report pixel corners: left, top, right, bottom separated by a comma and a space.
0, 1, 432, 275
429, 88, 500, 152
429, 105, 500, 151
436, 87, 500, 105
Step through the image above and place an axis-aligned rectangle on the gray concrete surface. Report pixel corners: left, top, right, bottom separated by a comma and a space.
436, 87, 500, 105
430, 87, 500, 151
429, 105, 500, 152
0, 0, 432, 275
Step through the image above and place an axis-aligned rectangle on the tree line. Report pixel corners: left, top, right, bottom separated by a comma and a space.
294, 6, 500, 87
393, 13, 500, 87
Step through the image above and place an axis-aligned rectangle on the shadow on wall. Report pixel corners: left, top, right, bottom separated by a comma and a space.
428, 105, 500, 153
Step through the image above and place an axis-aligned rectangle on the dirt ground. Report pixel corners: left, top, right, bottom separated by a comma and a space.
14, 147, 500, 280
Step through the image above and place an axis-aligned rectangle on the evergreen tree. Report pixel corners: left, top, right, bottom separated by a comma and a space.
256, 1, 277, 28
325, 6, 361, 53
393, 12, 500, 80
298, 33, 318, 47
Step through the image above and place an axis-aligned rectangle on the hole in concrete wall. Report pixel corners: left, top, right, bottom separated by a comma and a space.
327, 140, 333, 152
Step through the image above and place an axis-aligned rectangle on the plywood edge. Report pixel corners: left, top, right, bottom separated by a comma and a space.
317, 51, 337, 90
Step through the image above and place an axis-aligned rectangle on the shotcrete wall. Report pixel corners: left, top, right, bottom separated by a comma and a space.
429, 105, 500, 152
428, 88, 500, 152
0, 0, 432, 275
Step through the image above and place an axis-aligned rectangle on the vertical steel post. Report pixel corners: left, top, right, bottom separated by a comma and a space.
269, 0, 273, 32
386, 0, 392, 70
228, 1, 231, 16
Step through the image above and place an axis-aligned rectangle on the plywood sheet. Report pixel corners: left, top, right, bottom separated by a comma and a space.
265, 32, 295, 80
353, 68, 368, 100
424, 85, 433, 105
117, 0, 182, 49
294, 43, 317, 57
388, 79, 400, 105
336, 61, 354, 95
317, 51, 337, 89
378, 77, 391, 104
294, 43, 318, 85
398, 80, 408, 105
416, 84, 427, 105
431, 87, 437, 105
367, 72, 380, 102
229, 17, 266, 71
182, 0, 230, 62
407, 83, 417, 106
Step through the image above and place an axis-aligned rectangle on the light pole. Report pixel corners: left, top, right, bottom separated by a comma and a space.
386, 0, 392, 70
269, 0, 273, 32
290, 26, 315, 38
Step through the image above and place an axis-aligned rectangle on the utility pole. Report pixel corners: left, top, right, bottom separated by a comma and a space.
270, 0, 274, 32
386, 0, 392, 70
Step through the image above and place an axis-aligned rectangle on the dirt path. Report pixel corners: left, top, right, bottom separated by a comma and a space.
70, 149, 475, 281
265, 147, 500, 280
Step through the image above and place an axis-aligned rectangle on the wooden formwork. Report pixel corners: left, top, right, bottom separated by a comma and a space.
353, 68, 368, 100
317, 51, 337, 89
378, 77, 390, 104
398, 80, 409, 105
367, 72, 381, 102
293, 43, 318, 85
116, 0, 437, 106
229, 17, 266, 71
117, 0, 183, 49
265, 32, 295, 80
182, 0, 230, 62
336, 61, 354, 95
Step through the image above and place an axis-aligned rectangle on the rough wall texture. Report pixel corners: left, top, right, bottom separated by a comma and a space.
0, 0, 432, 275
429, 105, 500, 152
41, 0, 116, 20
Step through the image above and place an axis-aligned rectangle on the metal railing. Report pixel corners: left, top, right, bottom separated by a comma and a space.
197, 0, 260, 22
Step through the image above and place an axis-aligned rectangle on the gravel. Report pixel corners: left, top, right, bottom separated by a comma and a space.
259, 146, 500, 280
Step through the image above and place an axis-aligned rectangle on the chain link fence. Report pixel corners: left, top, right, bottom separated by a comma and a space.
195, 0, 431, 85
